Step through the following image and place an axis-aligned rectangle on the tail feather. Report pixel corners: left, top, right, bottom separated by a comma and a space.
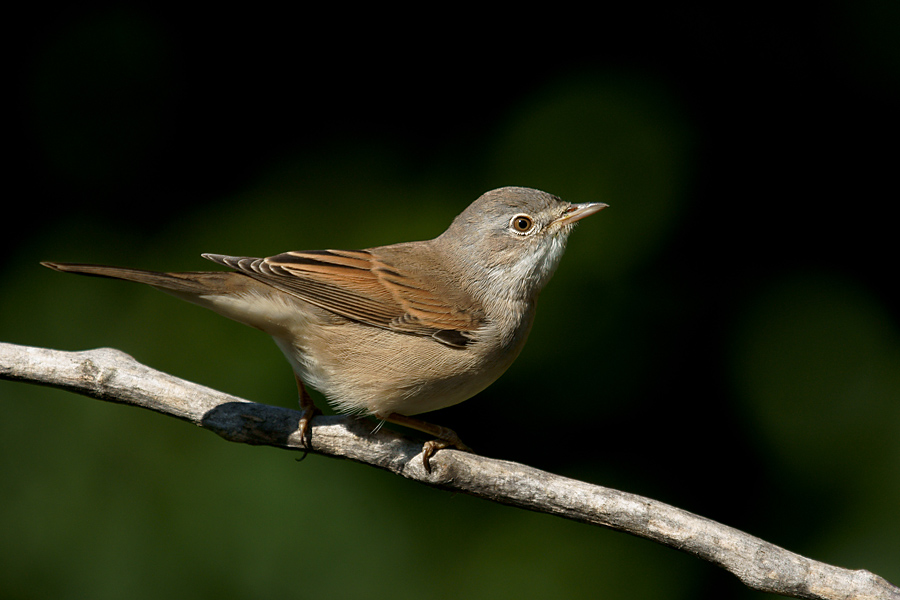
40, 262, 244, 295
41, 261, 311, 335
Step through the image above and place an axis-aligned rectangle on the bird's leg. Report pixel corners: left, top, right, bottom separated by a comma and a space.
376, 412, 472, 472
295, 375, 321, 447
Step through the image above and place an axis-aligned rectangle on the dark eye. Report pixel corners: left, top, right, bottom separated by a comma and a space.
511, 214, 534, 233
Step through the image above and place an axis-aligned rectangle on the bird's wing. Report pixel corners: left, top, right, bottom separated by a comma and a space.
203, 250, 484, 347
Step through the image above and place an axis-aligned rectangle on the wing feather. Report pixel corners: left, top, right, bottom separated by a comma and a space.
202, 250, 483, 347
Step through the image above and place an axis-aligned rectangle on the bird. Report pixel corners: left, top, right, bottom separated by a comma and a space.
42, 186, 607, 469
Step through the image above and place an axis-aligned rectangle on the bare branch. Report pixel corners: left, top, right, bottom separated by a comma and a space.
2, 341, 897, 600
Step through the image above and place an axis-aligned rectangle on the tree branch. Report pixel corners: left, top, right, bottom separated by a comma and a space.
2, 341, 897, 600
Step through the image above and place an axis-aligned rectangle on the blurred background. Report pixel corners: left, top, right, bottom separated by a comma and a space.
3, 4, 898, 599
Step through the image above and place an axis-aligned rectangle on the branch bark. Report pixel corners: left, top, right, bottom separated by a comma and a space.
2, 341, 897, 600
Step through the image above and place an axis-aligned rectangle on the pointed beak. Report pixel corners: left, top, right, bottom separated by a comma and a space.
555, 202, 608, 225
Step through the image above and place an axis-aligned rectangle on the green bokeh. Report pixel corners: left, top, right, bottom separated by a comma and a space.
730, 273, 900, 578
4, 8, 899, 600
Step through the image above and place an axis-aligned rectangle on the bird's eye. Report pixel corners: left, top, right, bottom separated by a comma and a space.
510, 214, 535, 233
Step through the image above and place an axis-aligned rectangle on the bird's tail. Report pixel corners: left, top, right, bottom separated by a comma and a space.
40, 262, 241, 295
41, 261, 300, 334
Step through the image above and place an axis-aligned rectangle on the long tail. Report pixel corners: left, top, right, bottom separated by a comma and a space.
40, 262, 242, 295
41, 261, 298, 334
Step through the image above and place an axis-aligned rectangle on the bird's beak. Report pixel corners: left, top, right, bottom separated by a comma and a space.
555, 202, 608, 225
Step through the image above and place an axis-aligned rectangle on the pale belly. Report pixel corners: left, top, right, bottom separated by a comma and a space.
275, 313, 533, 417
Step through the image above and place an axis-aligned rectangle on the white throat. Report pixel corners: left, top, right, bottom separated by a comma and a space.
488, 233, 569, 301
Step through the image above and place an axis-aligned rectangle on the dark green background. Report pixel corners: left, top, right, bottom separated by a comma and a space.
4, 5, 898, 599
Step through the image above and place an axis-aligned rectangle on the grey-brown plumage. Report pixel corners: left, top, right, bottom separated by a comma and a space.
42, 186, 607, 468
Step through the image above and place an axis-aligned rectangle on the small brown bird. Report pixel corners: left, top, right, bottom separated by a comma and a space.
43, 186, 606, 469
